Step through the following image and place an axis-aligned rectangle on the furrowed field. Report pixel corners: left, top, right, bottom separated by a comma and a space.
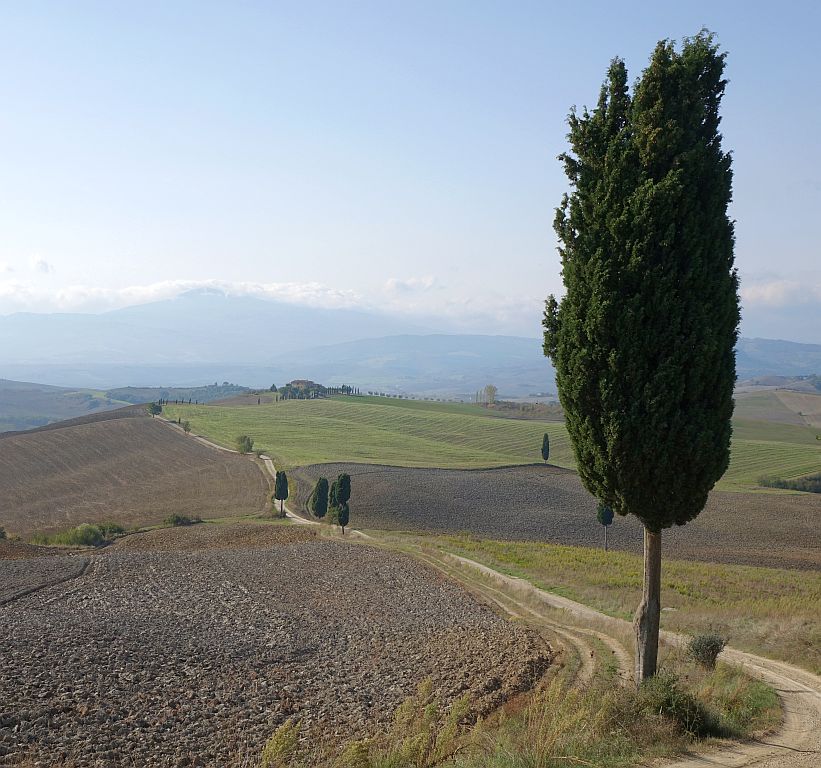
163, 392, 821, 492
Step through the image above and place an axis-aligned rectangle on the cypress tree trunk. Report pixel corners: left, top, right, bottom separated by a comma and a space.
634, 528, 661, 685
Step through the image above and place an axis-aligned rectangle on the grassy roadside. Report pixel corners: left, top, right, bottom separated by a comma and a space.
424, 534, 820, 675
161, 397, 821, 492
263, 662, 779, 768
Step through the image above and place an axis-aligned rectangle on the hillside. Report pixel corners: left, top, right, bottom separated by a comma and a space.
163, 393, 821, 493
0, 379, 129, 432
0, 409, 269, 536
0, 290, 817, 394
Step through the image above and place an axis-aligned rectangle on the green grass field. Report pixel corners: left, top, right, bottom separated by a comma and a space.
162, 395, 821, 492
429, 534, 821, 674
165, 397, 576, 469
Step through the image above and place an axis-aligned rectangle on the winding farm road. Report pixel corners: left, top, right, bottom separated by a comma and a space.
158, 416, 821, 767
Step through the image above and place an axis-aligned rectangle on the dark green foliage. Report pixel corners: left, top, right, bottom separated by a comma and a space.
329, 479, 339, 509
336, 473, 351, 505
278, 380, 328, 400
597, 503, 614, 527
0, 526, 7, 539
543, 32, 739, 532
687, 632, 727, 669
274, 470, 289, 517
236, 435, 254, 454
164, 514, 202, 527
147, 402, 162, 417
759, 473, 821, 493
182, 420, 191, 434
310, 477, 329, 518
541, 432, 550, 462
337, 502, 350, 533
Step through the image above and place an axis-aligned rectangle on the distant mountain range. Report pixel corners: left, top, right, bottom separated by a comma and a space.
0, 290, 818, 396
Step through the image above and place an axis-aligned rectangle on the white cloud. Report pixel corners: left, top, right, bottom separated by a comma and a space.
384, 276, 437, 294
740, 276, 821, 307
0, 278, 362, 314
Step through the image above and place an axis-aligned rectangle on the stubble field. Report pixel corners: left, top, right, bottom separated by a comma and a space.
0, 410, 269, 537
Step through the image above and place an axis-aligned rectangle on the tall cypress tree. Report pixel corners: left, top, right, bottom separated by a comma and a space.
274, 470, 289, 518
310, 477, 329, 519
543, 32, 739, 684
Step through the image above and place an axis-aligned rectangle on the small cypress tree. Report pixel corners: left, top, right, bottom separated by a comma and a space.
541, 433, 550, 463
336, 473, 351, 506
310, 477, 329, 519
274, 470, 289, 517
337, 502, 350, 535
329, 479, 339, 510
597, 503, 614, 551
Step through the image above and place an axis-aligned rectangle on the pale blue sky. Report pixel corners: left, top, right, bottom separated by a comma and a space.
0, 1, 818, 341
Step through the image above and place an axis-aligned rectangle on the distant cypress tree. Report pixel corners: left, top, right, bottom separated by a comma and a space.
334, 473, 351, 533
310, 477, 329, 519
543, 32, 739, 684
337, 502, 350, 535
541, 433, 550, 463
274, 470, 289, 518
597, 503, 614, 551
336, 473, 351, 507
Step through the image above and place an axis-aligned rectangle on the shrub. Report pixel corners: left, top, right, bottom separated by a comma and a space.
637, 671, 717, 737
164, 514, 202, 527
0, 526, 6, 540
38, 523, 107, 547
687, 632, 728, 669
236, 435, 254, 454
758, 473, 821, 493
98, 522, 125, 538
260, 718, 302, 768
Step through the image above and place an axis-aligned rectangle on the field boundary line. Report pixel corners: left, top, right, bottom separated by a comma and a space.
0, 557, 90, 607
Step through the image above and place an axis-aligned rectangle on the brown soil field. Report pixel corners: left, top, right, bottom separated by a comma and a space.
0, 410, 269, 537
291, 463, 821, 570
0, 522, 550, 766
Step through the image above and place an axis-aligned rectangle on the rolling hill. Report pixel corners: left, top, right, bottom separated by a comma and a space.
0, 408, 269, 537
0, 289, 817, 395
163, 392, 821, 493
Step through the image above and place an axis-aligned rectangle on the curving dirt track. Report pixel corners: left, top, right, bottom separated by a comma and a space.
421, 551, 821, 768
290, 463, 821, 569
0, 523, 551, 767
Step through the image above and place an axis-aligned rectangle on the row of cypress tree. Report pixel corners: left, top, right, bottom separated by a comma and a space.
308, 473, 352, 534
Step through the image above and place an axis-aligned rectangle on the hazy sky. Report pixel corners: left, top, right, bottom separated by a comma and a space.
0, 1, 819, 341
